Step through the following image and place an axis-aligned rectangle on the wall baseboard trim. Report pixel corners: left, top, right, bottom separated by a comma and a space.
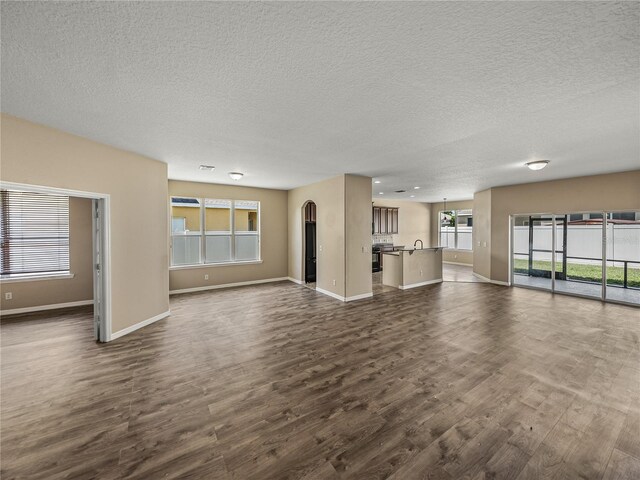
399, 278, 443, 290
443, 261, 474, 267
287, 277, 304, 285
110, 310, 170, 341
0, 299, 93, 317
169, 277, 289, 295
345, 292, 373, 302
472, 272, 510, 286
315, 287, 346, 302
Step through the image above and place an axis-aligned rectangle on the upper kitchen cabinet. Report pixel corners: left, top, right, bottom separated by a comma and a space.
372, 206, 399, 234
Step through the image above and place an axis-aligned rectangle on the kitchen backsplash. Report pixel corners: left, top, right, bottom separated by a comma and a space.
372, 234, 394, 244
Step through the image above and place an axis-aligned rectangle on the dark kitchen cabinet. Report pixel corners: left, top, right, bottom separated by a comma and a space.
372, 206, 399, 234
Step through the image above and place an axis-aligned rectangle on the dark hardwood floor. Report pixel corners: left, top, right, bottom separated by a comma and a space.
1, 281, 639, 479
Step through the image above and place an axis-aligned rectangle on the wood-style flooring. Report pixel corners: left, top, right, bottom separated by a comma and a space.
1, 280, 639, 479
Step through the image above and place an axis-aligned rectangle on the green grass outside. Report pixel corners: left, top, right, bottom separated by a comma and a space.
514, 258, 640, 288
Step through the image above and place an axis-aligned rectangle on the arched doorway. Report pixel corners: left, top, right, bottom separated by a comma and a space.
303, 201, 317, 286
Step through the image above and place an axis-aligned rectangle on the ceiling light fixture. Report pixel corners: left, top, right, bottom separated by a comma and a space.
410, 195, 415, 198
374, 180, 381, 184
379, 192, 384, 195
525, 160, 550, 171
228, 172, 244, 180
414, 186, 420, 190
199, 165, 215, 171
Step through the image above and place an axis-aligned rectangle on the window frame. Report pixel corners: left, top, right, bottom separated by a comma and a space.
439, 209, 473, 251
170, 196, 261, 268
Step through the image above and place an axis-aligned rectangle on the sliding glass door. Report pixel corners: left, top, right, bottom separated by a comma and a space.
511, 211, 639, 306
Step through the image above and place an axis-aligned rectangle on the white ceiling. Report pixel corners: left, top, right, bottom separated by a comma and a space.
1, 1, 638, 202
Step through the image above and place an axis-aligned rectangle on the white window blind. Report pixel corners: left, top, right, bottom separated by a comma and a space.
0, 190, 70, 276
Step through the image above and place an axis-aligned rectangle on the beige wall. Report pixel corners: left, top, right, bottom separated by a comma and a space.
372, 199, 430, 249
0, 114, 169, 335
288, 174, 373, 300
474, 171, 640, 283
0, 196, 94, 311
472, 189, 492, 279
345, 175, 373, 298
429, 199, 474, 265
169, 180, 288, 291
288, 175, 346, 297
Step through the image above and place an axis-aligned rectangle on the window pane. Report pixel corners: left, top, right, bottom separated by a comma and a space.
440, 211, 455, 248
206, 235, 232, 263
171, 235, 201, 265
0, 190, 70, 275
456, 210, 473, 250
171, 197, 201, 234
205, 199, 231, 233
234, 201, 259, 232
235, 235, 259, 261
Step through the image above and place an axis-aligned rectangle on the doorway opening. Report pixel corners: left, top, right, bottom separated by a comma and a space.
0, 181, 111, 341
303, 201, 316, 288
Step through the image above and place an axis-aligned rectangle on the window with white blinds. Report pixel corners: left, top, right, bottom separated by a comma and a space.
0, 190, 70, 277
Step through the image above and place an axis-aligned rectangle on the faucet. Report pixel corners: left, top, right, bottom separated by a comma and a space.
414, 239, 423, 250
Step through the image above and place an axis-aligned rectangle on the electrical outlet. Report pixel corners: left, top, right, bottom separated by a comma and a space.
4, 292, 12, 300
332, 279, 336, 286
204, 274, 209, 280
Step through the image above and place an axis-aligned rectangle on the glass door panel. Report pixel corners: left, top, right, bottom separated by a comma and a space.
605, 211, 640, 305
554, 213, 602, 299
512, 215, 552, 290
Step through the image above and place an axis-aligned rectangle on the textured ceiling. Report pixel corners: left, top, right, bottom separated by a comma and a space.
2, 1, 638, 201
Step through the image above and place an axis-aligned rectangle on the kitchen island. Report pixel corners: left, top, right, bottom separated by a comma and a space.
382, 247, 443, 289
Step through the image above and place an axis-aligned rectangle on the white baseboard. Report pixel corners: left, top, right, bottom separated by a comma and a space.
443, 261, 473, 267
346, 292, 373, 302
0, 299, 93, 317
399, 278, 443, 290
170, 277, 289, 295
287, 277, 304, 285
109, 310, 170, 341
472, 272, 510, 286
315, 287, 346, 302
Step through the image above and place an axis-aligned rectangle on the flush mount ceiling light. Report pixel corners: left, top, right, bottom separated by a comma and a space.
228, 172, 244, 180
374, 180, 381, 184
525, 160, 550, 171
199, 165, 215, 171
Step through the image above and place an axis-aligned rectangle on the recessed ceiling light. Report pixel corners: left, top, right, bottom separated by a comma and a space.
379, 192, 384, 195
525, 160, 550, 171
413, 186, 420, 190
199, 165, 215, 171
374, 180, 381, 184
410, 195, 415, 198
228, 172, 244, 180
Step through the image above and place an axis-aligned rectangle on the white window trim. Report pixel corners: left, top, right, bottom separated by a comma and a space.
0, 272, 75, 283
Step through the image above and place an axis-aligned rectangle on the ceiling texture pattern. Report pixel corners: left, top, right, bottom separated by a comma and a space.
2, 1, 638, 201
